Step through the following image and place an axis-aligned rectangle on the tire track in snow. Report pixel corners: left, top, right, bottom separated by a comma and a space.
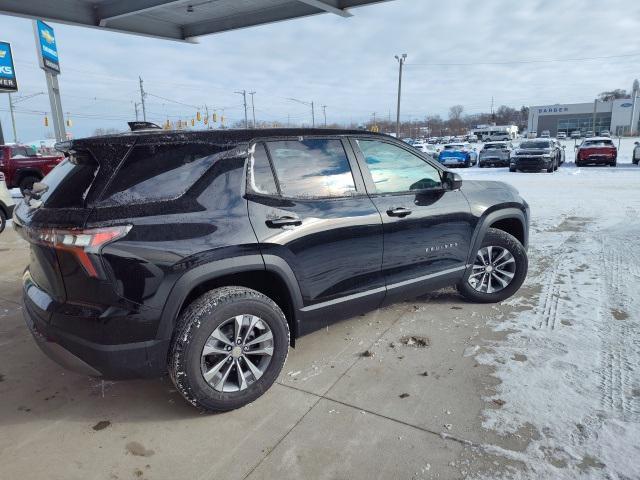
597, 229, 640, 421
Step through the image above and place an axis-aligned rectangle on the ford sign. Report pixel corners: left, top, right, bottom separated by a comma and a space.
0, 41, 18, 92
620, 103, 633, 108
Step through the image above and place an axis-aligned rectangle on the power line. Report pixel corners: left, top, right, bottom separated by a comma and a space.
406, 51, 640, 67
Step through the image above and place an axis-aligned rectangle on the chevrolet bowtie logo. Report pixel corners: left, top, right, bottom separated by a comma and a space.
41, 29, 55, 44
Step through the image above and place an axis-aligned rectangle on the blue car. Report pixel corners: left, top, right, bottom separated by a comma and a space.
438, 143, 478, 168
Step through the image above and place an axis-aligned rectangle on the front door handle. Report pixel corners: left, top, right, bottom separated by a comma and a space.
387, 207, 412, 218
266, 216, 302, 228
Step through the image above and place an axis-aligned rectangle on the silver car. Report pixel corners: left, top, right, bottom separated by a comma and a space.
479, 141, 513, 167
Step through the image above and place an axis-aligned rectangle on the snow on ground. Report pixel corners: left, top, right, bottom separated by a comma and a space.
456, 143, 640, 479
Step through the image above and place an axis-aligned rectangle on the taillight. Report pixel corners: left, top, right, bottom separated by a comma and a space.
27, 225, 131, 278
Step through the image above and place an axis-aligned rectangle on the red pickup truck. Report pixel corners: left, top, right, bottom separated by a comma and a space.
0, 144, 63, 193
575, 137, 617, 167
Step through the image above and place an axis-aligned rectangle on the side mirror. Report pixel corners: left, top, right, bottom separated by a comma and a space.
443, 171, 462, 191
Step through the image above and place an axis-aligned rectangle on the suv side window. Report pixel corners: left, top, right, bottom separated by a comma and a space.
249, 143, 278, 195
356, 139, 442, 194
98, 143, 223, 206
266, 139, 356, 198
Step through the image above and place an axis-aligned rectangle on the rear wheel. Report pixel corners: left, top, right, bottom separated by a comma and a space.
509, 167, 516, 172
458, 228, 528, 303
0, 209, 6, 234
610, 159, 617, 167
169, 286, 290, 412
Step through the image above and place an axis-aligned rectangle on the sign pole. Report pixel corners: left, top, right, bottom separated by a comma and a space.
33, 19, 65, 142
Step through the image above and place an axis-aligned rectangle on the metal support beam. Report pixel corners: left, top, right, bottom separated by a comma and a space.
97, 0, 184, 26
297, 0, 353, 17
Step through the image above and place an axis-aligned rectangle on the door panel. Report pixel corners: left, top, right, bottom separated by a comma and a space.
351, 137, 475, 303
247, 138, 384, 335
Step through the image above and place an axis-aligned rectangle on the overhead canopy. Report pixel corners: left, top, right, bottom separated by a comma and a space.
0, 0, 391, 41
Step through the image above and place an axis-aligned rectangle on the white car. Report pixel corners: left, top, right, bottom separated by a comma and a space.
0, 172, 16, 233
412, 141, 438, 156
633, 142, 640, 166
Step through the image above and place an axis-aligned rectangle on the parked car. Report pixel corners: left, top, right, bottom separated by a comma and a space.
510, 139, 561, 172
438, 143, 478, 167
15, 127, 530, 412
585, 130, 595, 138
556, 132, 567, 139
540, 130, 551, 138
412, 141, 439, 157
633, 142, 640, 165
552, 139, 566, 164
570, 131, 581, 139
486, 132, 512, 141
0, 171, 15, 233
599, 130, 611, 137
0, 144, 64, 194
478, 141, 513, 167
575, 137, 617, 167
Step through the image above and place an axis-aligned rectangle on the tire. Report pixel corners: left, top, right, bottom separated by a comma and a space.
19, 175, 39, 195
610, 159, 617, 167
458, 228, 528, 304
509, 167, 516, 172
546, 163, 555, 173
0, 209, 6, 234
169, 286, 290, 412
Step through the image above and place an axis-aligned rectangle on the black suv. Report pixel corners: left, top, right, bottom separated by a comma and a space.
15, 128, 529, 411
510, 139, 564, 172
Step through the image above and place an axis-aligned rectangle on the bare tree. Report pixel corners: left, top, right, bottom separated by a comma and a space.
598, 89, 629, 102
448, 105, 464, 121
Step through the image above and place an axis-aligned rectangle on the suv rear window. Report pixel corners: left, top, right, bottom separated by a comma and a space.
265, 139, 356, 198
98, 143, 225, 206
520, 141, 551, 148
40, 158, 99, 208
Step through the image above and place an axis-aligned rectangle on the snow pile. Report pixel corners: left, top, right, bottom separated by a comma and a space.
458, 160, 640, 479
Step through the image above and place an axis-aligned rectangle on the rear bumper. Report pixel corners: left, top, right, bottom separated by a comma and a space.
577, 155, 615, 165
22, 274, 170, 379
479, 158, 509, 167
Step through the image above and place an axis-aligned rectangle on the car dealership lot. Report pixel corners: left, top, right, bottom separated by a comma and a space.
1, 145, 639, 479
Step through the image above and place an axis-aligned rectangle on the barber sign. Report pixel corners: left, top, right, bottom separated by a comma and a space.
0, 41, 18, 92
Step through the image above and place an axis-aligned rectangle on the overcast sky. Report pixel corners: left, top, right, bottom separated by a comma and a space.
1, 0, 639, 142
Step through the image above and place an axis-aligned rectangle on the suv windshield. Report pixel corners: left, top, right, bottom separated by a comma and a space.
520, 141, 550, 149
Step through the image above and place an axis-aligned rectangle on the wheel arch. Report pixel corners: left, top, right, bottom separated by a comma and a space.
157, 254, 303, 347
14, 168, 43, 186
467, 207, 528, 265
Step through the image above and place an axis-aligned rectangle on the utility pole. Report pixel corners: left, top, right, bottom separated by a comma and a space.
322, 105, 327, 127
139, 76, 147, 121
235, 90, 248, 127
394, 53, 407, 138
592, 99, 597, 134
134, 102, 140, 121
204, 105, 210, 129
249, 91, 256, 128
311, 101, 315, 127
8, 93, 17, 143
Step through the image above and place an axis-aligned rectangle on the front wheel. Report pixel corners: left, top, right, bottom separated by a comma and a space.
509, 167, 517, 172
458, 228, 528, 303
169, 286, 290, 412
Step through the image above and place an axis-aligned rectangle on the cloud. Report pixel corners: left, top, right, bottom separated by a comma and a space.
0, 0, 639, 141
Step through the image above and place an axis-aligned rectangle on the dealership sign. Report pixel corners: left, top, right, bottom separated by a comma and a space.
35, 20, 60, 73
538, 106, 570, 114
620, 103, 632, 107
0, 41, 18, 92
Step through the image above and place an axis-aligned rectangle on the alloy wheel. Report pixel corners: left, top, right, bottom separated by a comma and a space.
468, 246, 516, 294
200, 314, 274, 393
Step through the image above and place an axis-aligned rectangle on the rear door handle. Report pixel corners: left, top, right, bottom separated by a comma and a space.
386, 207, 412, 218
266, 216, 302, 228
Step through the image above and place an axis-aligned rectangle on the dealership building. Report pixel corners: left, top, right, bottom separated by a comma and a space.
527, 98, 640, 136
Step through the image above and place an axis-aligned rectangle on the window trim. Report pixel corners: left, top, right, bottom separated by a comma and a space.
246, 136, 367, 201
348, 135, 446, 197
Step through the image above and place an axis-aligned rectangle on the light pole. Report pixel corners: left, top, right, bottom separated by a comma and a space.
394, 53, 407, 138
249, 91, 256, 128
322, 105, 327, 127
287, 97, 315, 127
235, 90, 248, 127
